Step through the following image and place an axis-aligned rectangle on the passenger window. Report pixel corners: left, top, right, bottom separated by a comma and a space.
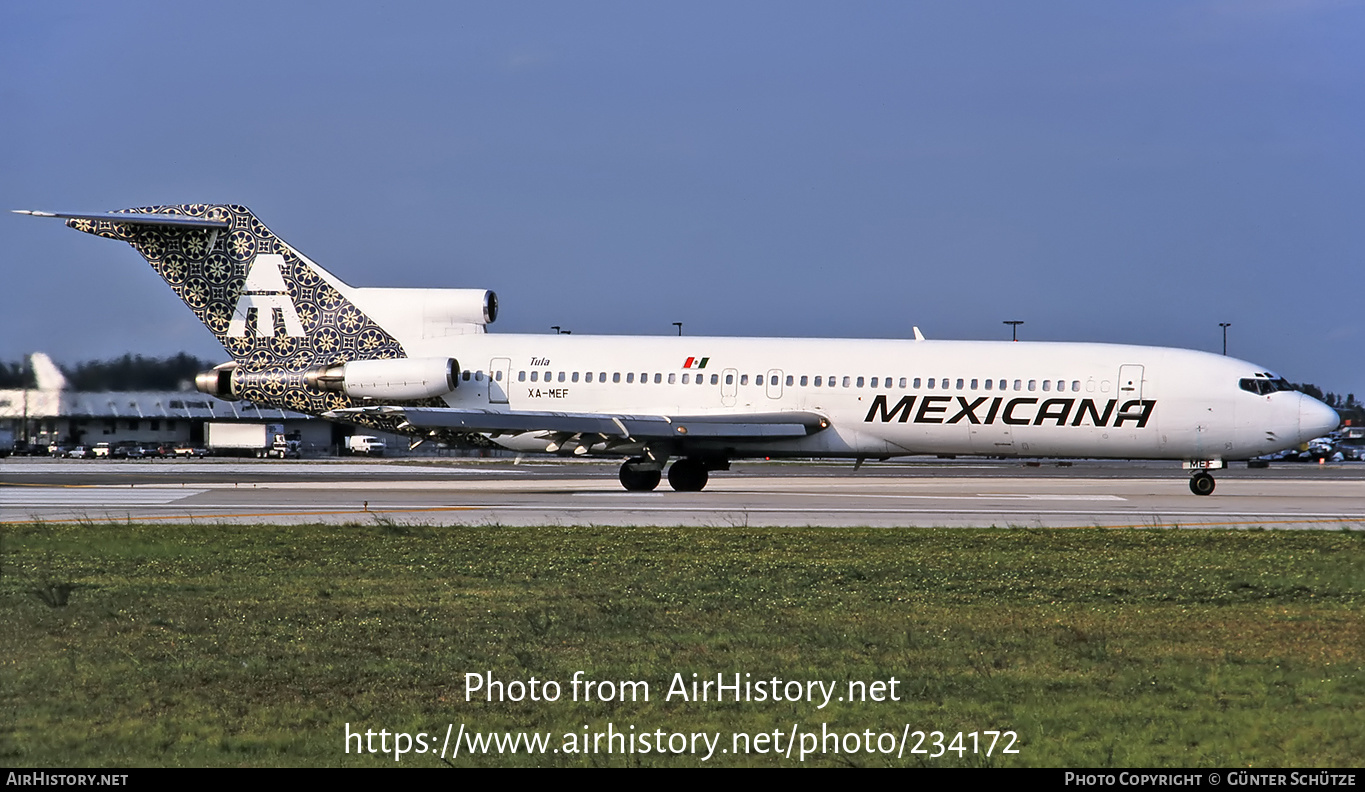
1072, 380, 1080, 391
559, 372, 566, 383
927, 378, 934, 389
495, 371, 503, 381
899, 377, 907, 388
956, 378, 964, 389
870, 377, 879, 388
740, 375, 749, 386
655, 373, 662, 384
613, 372, 621, 383
1028, 380, 1036, 391
682, 373, 689, 384
712, 374, 720, 385
627, 373, 635, 383
1014, 379, 1022, 391
786, 375, 794, 386
530, 371, 538, 382
913, 378, 921, 388
518, 371, 526, 382
571, 372, 579, 383
586, 372, 594, 383
842, 376, 851, 388
942, 379, 950, 389
828, 375, 836, 387
599, 372, 606, 382
984, 379, 992, 391
462, 371, 472, 381
857, 377, 865, 388
814, 376, 822, 387
1042, 380, 1050, 391
668, 373, 676, 384
800, 376, 808, 386
474, 371, 483, 381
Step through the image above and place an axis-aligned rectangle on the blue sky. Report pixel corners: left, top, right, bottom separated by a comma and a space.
3, 2, 1362, 399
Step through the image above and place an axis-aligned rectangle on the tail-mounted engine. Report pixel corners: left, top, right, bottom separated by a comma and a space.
303, 357, 460, 401
194, 362, 240, 400
196, 357, 461, 403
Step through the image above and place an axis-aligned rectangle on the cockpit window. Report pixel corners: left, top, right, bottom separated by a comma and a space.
1239, 377, 1294, 396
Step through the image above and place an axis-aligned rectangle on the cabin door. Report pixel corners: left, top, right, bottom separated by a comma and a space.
488, 358, 511, 404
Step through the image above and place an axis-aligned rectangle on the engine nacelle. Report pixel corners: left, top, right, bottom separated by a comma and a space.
304, 357, 459, 401
194, 362, 239, 401
348, 288, 498, 338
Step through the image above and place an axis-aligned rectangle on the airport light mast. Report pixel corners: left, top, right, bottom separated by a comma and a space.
1219, 322, 1231, 356
1003, 320, 1024, 342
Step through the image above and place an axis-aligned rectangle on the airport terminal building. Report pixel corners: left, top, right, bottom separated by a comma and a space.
0, 353, 335, 453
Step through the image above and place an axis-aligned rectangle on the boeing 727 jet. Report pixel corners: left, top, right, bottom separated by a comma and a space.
18, 205, 1340, 495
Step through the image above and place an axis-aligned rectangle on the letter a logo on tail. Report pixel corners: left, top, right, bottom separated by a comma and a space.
228, 253, 305, 337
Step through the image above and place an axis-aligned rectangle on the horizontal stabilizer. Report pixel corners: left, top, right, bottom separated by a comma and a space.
325, 406, 829, 440
13, 210, 230, 229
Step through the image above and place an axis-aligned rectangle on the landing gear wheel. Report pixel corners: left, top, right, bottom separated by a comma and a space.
668, 459, 710, 492
619, 458, 661, 492
1189, 472, 1216, 496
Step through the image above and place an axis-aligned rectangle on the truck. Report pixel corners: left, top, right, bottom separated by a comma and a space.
205, 422, 302, 459
344, 435, 386, 456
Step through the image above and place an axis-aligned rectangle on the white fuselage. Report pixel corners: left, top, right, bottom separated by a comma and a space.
397, 333, 1335, 462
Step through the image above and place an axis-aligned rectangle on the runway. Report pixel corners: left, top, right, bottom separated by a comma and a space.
2, 457, 1362, 529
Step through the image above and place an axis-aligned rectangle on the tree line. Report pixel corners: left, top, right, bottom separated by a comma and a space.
0, 353, 215, 391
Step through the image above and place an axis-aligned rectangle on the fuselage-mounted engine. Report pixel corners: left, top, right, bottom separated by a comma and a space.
303, 357, 460, 401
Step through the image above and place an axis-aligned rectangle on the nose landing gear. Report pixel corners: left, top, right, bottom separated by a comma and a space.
1189, 472, 1216, 496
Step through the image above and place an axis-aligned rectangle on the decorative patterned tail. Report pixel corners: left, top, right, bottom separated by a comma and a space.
66, 204, 408, 414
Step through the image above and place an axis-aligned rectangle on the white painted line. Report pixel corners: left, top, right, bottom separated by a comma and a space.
1, 488, 206, 506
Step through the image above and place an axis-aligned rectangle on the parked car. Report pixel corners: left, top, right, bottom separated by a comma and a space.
111, 441, 145, 459
142, 443, 175, 459
65, 445, 93, 459
91, 442, 112, 458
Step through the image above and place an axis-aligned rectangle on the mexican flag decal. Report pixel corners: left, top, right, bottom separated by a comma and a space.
682, 357, 710, 369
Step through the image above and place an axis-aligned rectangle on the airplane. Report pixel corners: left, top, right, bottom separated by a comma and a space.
17, 204, 1340, 495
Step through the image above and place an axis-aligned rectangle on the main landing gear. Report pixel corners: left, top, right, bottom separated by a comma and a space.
1189, 472, 1216, 496
619, 458, 662, 492
667, 458, 709, 492
618, 457, 722, 492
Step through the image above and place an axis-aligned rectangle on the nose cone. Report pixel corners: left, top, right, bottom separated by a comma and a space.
1299, 394, 1340, 441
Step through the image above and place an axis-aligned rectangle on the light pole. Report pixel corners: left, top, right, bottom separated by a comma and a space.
673, 322, 683, 336
1219, 322, 1231, 356
1003, 320, 1024, 342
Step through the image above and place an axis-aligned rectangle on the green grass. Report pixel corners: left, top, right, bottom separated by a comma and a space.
1, 522, 1361, 766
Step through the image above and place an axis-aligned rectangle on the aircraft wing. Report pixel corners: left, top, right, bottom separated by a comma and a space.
324, 406, 829, 440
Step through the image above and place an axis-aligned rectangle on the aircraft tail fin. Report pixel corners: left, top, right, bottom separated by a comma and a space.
27, 204, 408, 361
19, 204, 408, 412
